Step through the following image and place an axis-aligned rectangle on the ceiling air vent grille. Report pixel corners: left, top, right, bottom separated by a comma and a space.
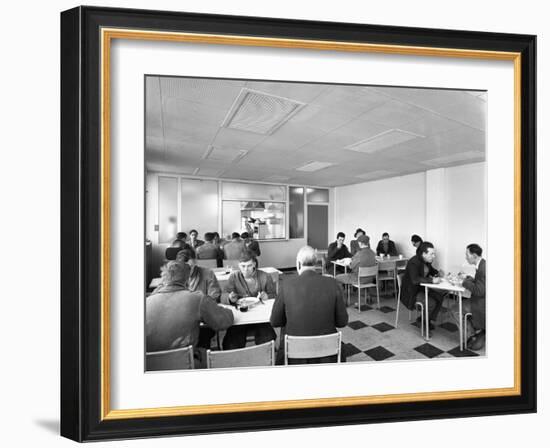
222, 89, 305, 135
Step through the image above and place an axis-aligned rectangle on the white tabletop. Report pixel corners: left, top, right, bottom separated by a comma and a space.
421, 279, 466, 293
149, 267, 283, 289
333, 258, 351, 267
220, 299, 274, 325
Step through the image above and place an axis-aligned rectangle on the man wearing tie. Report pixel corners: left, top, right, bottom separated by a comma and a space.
462, 243, 486, 351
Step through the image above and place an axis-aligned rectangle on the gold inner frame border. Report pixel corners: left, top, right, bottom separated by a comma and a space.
99, 27, 522, 420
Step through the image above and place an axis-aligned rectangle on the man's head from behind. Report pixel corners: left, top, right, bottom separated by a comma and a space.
466, 243, 483, 265
175, 247, 196, 266
411, 234, 423, 248
241, 232, 250, 240
238, 250, 257, 278
296, 246, 317, 274
160, 261, 190, 287
204, 232, 214, 243
357, 234, 370, 249
231, 232, 241, 240
175, 232, 187, 241
417, 241, 436, 264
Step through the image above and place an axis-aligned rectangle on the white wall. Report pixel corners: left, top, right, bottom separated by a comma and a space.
334, 162, 487, 272
334, 172, 427, 258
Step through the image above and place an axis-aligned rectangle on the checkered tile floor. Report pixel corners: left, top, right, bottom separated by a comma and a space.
283, 271, 486, 363
341, 290, 485, 362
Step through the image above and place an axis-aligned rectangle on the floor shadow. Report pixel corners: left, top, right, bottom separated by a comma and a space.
34, 419, 59, 435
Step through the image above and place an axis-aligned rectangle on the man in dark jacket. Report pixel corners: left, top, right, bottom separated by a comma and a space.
327, 232, 352, 274
146, 261, 233, 357
462, 243, 486, 350
376, 232, 398, 256
187, 229, 204, 250
401, 241, 444, 330
241, 232, 261, 259
271, 246, 349, 364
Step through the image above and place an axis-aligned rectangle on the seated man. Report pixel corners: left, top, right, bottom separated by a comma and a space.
175, 248, 221, 302
336, 234, 376, 285
165, 238, 192, 260
401, 241, 444, 331
172, 232, 187, 245
350, 228, 366, 256
223, 232, 246, 261
146, 261, 233, 360
222, 251, 277, 350
411, 234, 423, 252
327, 232, 352, 274
187, 229, 204, 250
270, 246, 349, 364
461, 243, 486, 351
196, 232, 223, 262
241, 232, 261, 259
376, 232, 398, 256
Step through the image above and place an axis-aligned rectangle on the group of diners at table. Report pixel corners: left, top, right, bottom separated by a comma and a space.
146, 227, 486, 370
165, 229, 261, 267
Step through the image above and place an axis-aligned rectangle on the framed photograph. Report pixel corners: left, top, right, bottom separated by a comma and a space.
60, 6, 536, 442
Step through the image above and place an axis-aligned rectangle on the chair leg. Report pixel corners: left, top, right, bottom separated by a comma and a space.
394, 297, 400, 327
464, 313, 472, 347
416, 303, 424, 337
376, 284, 380, 309
357, 287, 361, 313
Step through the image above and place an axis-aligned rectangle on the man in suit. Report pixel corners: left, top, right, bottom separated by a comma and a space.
376, 232, 398, 256
327, 232, 352, 274
223, 232, 246, 261
270, 246, 349, 364
401, 241, 445, 331
187, 229, 204, 250
462, 243, 486, 351
196, 232, 223, 262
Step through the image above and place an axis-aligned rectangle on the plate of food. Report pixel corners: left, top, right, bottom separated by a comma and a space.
237, 296, 260, 307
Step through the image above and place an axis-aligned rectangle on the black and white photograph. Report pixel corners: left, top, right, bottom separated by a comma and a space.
144, 76, 488, 370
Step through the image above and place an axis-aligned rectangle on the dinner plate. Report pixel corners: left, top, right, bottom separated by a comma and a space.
237, 296, 260, 307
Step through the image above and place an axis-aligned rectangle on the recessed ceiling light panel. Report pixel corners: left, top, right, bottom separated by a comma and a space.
345, 129, 424, 154
296, 161, 335, 172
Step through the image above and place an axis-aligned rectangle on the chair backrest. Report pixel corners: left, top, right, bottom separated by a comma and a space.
223, 259, 240, 269
165, 247, 183, 260
378, 260, 397, 271
358, 265, 378, 279
396, 259, 407, 270
285, 332, 342, 364
196, 259, 217, 269
146, 345, 194, 371
206, 341, 275, 369
397, 272, 404, 289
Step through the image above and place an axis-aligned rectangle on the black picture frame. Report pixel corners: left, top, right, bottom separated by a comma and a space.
60, 5, 536, 442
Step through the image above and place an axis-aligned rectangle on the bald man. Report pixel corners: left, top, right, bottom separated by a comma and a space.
270, 246, 349, 364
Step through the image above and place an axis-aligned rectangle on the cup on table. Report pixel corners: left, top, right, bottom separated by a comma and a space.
399, 254, 403, 259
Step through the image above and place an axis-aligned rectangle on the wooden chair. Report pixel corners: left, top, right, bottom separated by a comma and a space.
146, 345, 194, 371
378, 260, 397, 299
396, 258, 407, 274
284, 332, 342, 365
196, 258, 217, 269
394, 273, 424, 337
352, 265, 379, 311
223, 259, 240, 270
206, 340, 275, 368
